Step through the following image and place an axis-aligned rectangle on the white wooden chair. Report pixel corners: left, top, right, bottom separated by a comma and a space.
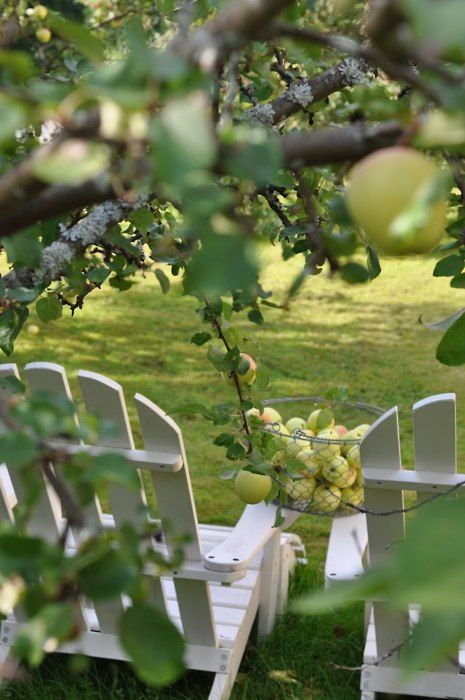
0, 362, 305, 699
325, 393, 465, 699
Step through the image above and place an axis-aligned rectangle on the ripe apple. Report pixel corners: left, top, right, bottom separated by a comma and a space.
346, 444, 361, 470
27, 324, 40, 335
346, 147, 448, 255
311, 484, 341, 513
307, 408, 335, 432
271, 450, 287, 468
285, 416, 307, 433
261, 407, 282, 424
36, 27, 51, 42
245, 407, 261, 420
285, 475, 316, 502
288, 429, 315, 453
223, 352, 256, 388
235, 469, 272, 504
341, 429, 361, 456
334, 424, 347, 437
295, 449, 321, 477
322, 457, 356, 488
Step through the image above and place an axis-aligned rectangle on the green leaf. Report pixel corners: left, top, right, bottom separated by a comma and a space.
49, 12, 104, 61
14, 603, 75, 667
450, 274, 465, 288
128, 208, 154, 234
87, 266, 110, 285
405, 0, 465, 61
0, 307, 29, 355
170, 402, 213, 420
433, 255, 464, 277
30, 140, 110, 186
0, 533, 45, 580
0, 50, 36, 81
366, 246, 381, 280
341, 262, 370, 284
185, 233, 258, 296
3, 229, 42, 268
0, 99, 26, 145
190, 332, 212, 346
226, 442, 246, 460
77, 548, 137, 601
6, 287, 40, 303
248, 308, 264, 325
213, 433, 235, 447
85, 454, 139, 490
225, 137, 282, 186
36, 293, 62, 322
119, 603, 185, 686
436, 311, 465, 365
207, 344, 226, 371
155, 269, 170, 295
0, 432, 38, 468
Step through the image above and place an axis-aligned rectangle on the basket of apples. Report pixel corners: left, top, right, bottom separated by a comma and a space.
242, 398, 384, 516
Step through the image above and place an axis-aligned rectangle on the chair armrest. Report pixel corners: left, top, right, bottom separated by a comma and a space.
324, 513, 367, 587
203, 501, 287, 573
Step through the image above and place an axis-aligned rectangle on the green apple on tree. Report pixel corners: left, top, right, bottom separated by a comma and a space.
235, 469, 272, 504
36, 27, 51, 42
346, 147, 448, 255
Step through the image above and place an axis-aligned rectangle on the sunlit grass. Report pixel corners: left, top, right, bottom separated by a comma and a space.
3, 247, 464, 698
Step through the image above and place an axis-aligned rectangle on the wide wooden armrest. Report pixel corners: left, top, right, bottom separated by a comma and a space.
203, 501, 291, 573
324, 513, 367, 586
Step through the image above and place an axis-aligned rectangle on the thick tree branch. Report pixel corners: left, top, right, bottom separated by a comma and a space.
247, 57, 370, 126
281, 120, 403, 169
2, 197, 146, 290
175, 0, 294, 71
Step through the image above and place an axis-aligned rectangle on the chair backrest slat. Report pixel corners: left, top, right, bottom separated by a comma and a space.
77, 370, 148, 528
361, 406, 409, 663
23, 363, 125, 634
135, 393, 217, 647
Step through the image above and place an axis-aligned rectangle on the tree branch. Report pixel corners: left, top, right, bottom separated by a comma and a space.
175, 0, 295, 71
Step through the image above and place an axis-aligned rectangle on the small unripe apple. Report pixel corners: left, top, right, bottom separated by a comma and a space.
235, 469, 272, 504
285, 416, 307, 433
322, 457, 356, 488
346, 444, 361, 470
307, 408, 335, 432
285, 475, 316, 502
295, 449, 321, 477
33, 4, 48, 20
312, 484, 341, 513
223, 352, 256, 388
36, 27, 51, 43
346, 147, 448, 255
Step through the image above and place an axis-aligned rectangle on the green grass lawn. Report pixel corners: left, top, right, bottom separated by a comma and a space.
2, 248, 464, 699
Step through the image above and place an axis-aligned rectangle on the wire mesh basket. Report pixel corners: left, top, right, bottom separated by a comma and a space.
260, 396, 385, 517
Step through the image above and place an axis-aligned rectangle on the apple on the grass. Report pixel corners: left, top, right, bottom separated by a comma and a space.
346, 147, 448, 255
235, 469, 272, 504
223, 353, 256, 388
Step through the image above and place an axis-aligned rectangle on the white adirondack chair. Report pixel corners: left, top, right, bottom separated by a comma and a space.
325, 393, 465, 699
0, 362, 305, 699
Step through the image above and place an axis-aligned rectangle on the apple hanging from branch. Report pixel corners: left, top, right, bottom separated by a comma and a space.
346, 147, 449, 255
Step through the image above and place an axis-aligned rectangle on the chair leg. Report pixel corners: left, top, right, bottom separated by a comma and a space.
361, 692, 376, 700
209, 672, 234, 700
257, 529, 282, 640
0, 644, 19, 686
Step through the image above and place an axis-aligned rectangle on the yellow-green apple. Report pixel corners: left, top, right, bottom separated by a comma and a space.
341, 429, 361, 456
260, 406, 282, 424
287, 429, 315, 453
340, 485, 364, 508
346, 147, 448, 255
307, 408, 335, 432
245, 407, 261, 420
346, 444, 361, 470
285, 475, 316, 502
334, 424, 347, 437
235, 469, 272, 504
286, 416, 307, 433
36, 27, 51, 42
313, 428, 340, 462
223, 353, 256, 388
295, 449, 321, 477
33, 4, 48, 19
322, 457, 356, 488
311, 483, 341, 513
271, 450, 287, 468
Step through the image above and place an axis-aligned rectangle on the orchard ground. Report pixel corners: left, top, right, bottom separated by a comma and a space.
4, 247, 464, 700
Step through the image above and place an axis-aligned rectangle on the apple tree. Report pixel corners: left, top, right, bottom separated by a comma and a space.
1, 0, 465, 681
